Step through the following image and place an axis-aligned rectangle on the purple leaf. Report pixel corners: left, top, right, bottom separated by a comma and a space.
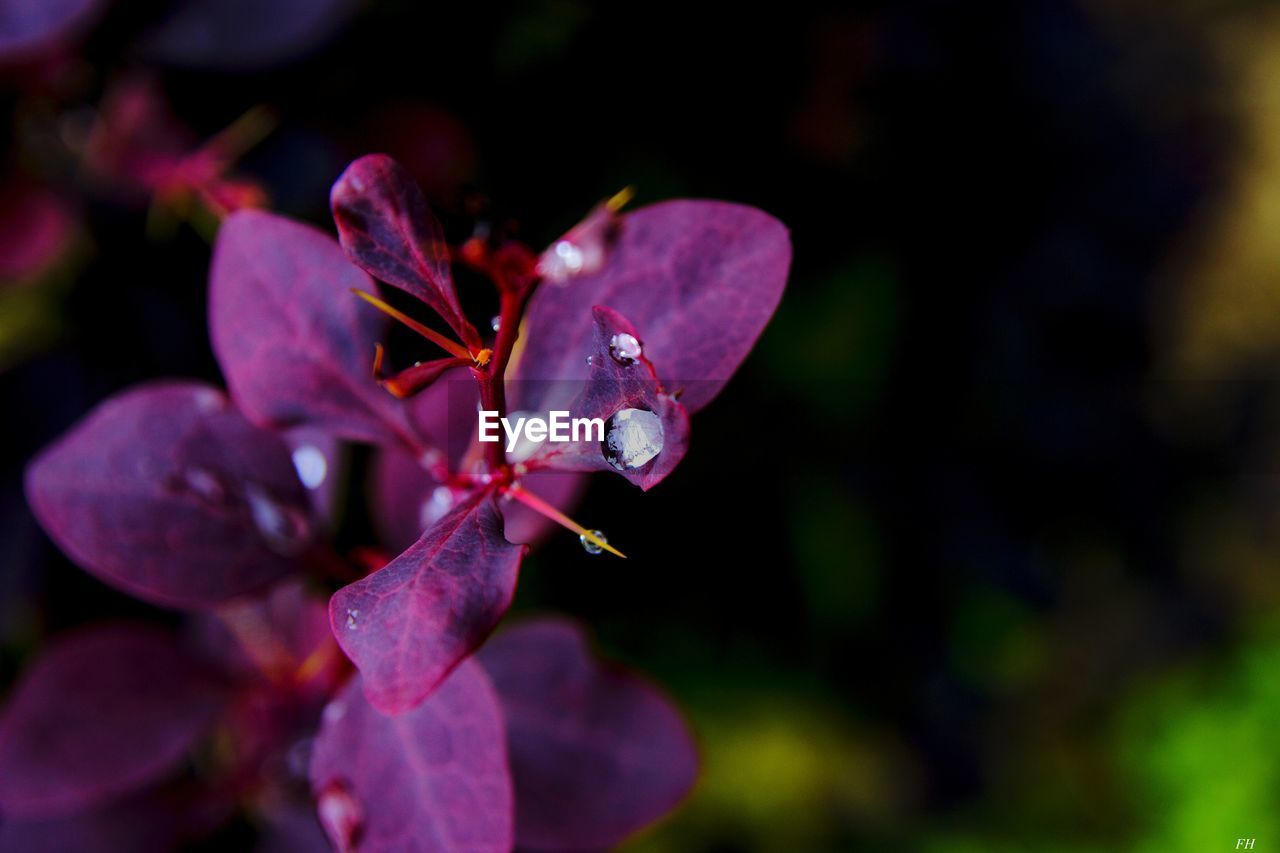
309, 663, 513, 852
330, 491, 525, 714
0, 0, 105, 62
211, 210, 419, 449
331, 155, 474, 343
25, 381, 314, 609
516, 200, 791, 413
479, 618, 699, 850
0, 785, 230, 853
143, 0, 359, 71
528, 306, 689, 491
0, 625, 223, 819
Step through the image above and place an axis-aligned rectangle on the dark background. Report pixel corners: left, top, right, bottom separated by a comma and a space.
4, 0, 1279, 849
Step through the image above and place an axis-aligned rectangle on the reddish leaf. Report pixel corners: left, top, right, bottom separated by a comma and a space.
479, 618, 699, 850
0, 184, 77, 285
331, 155, 473, 343
81, 76, 196, 198
309, 663, 513, 852
0, 625, 223, 819
211, 210, 417, 448
329, 491, 525, 714
25, 381, 314, 609
0, 0, 105, 61
516, 200, 791, 413
527, 306, 690, 491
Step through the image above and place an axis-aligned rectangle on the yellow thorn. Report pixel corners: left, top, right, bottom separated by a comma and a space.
351, 290, 473, 361
294, 642, 336, 684
606, 185, 636, 213
504, 484, 627, 558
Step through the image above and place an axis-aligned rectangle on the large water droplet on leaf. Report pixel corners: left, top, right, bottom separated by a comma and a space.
580, 530, 607, 555
246, 485, 311, 556
291, 445, 328, 490
608, 332, 642, 365
602, 408, 664, 470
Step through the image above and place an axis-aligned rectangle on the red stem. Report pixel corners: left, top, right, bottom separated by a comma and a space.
479, 283, 533, 468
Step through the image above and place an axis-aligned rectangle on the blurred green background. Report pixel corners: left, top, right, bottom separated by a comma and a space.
7, 0, 1280, 850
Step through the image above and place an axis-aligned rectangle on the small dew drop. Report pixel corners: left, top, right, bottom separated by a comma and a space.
247, 485, 311, 556
345, 609, 360, 630
580, 530, 607, 555
602, 408, 665, 470
608, 332, 643, 365
585, 354, 594, 366
323, 701, 346, 724
291, 445, 328, 490
491, 315, 501, 332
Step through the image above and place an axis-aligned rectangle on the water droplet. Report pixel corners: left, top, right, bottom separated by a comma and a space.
491, 315, 501, 332
291, 445, 328, 490
602, 408, 664, 470
323, 700, 346, 724
182, 467, 226, 503
345, 609, 360, 630
580, 530, 607, 555
585, 354, 594, 366
609, 332, 643, 365
246, 485, 311, 556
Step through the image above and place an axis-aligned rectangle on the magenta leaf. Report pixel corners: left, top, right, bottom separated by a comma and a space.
517, 200, 791, 413
329, 491, 525, 714
309, 662, 513, 852
331, 155, 474, 344
25, 381, 314, 609
478, 618, 699, 850
528, 306, 689, 491
211, 210, 417, 448
0, 625, 223, 820
0, 0, 105, 61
